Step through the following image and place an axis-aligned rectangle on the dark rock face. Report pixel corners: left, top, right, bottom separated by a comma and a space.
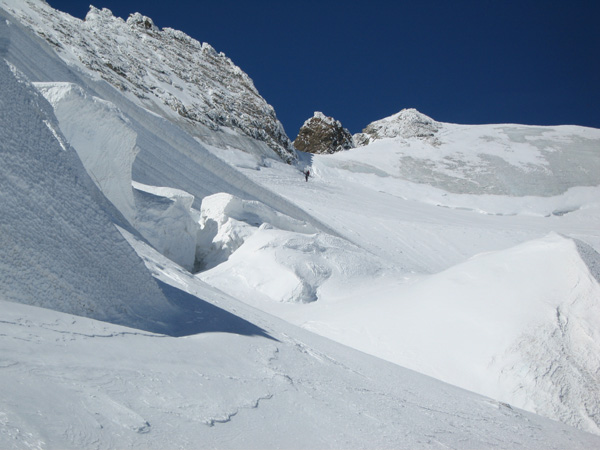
294, 112, 354, 154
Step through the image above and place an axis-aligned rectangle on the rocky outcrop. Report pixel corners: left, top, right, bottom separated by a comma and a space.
354, 108, 441, 146
293, 112, 354, 154
4, 3, 296, 162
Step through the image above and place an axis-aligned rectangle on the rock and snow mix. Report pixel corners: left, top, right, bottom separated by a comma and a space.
293, 111, 355, 154
354, 108, 442, 146
1, 0, 600, 448
0, 0, 295, 162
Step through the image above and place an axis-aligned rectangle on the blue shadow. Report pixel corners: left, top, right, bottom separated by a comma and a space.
156, 281, 276, 340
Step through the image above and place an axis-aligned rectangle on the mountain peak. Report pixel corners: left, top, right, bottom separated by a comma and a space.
354, 108, 441, 146
294, 112, 354, 154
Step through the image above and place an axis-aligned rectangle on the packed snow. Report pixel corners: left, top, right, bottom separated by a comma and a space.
0, 56, 183, 333
215, 134, 600, 434
132, 181, 200, 270
35, 81, 138, 221
1, 0, 600, 448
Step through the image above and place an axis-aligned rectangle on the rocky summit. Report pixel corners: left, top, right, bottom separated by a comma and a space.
293, 112, 354, 154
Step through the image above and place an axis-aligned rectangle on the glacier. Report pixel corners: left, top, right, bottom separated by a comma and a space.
1, 0, 600, 448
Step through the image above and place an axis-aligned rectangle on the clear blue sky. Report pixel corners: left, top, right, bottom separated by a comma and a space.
48, 0, 600, 136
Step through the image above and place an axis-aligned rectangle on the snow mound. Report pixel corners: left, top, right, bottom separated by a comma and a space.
293, 233, 600, 434
492, 237, 600, 434
133, 182, 201, 271
197, 194, 388, 303
34, 81, 138, 221
196, 193, 319, 270
0, 59, 177, 332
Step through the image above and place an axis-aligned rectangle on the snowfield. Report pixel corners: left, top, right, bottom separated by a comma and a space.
217, 137, 600, 434
1, 1, 600, 448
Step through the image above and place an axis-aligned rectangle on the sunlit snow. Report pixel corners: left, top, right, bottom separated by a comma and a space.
1, 0, 600, 448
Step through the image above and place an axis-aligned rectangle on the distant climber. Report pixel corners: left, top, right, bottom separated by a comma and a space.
304, 169, 310, 182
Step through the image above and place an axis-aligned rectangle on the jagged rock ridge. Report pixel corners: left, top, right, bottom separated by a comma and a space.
4, 2, 296, 162
293, 112, 354, 154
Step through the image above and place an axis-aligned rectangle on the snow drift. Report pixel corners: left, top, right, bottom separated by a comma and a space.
196, 193, 387, 303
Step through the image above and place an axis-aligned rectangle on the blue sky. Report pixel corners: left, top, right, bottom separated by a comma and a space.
48, 1, 600, 136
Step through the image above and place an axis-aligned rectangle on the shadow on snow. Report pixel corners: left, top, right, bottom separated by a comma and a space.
155, 281, 276, 340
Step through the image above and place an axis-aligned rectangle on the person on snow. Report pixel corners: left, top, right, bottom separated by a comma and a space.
304, 169, 310, 182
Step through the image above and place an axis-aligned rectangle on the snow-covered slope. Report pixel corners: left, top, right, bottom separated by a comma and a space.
2, 0, 600, 447
3, 59, 598, 447
211, 121, 600, 434
352, 108, 600, 196
3, 276, 599, 449
0, 0, 295, 162
0, 57, 176, 333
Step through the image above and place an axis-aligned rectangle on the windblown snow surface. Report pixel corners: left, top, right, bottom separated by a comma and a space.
1, 1, 600, 449
209, 120, 600, 436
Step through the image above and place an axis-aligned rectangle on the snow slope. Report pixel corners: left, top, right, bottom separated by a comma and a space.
0, 0, 295, 161
2, 63, 597, 445
4, 291, 600, 449
4, 230, 597, 450
0, 56, 180, 332
206, 128, 600, 434
2, 0, 600, 447
352, 109, 600, 197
